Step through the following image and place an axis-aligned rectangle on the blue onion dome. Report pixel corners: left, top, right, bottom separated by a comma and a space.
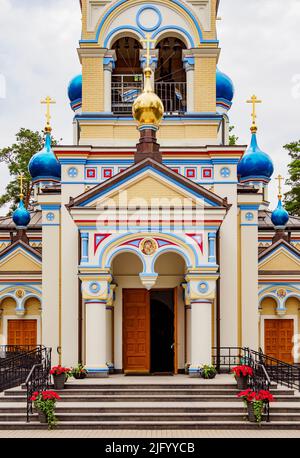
13, 198, 31, 229
271, 196, 289, 228
216, 68, 234, 111
68, 74, 82, 111
28, 132, 61, 183
238, 130, 274, 184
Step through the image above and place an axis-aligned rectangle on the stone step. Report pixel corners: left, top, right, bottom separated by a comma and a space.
22, 383, 241, 390
5, 388, 294, 397
1, 394, 298, 403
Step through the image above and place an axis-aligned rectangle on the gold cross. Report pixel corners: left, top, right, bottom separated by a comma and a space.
18, 173, 25, 199
276, 174, 284, 197
41, 96, 56, 127
141, 33, 156, 68
247, 95, 262, 127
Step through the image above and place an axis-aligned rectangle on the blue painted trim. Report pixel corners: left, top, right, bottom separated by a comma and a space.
183, 56, 195, 66
78, 166, 221, 208
79, 0, 211, 45
0, 244, 42, 263
104, 25, 146, 48
240, 223, 258, 227
136, 5, 162, 32
152, 25, 195, 48
239, 205, 260, 210
259, 243, 300, 263
41, 205, 61, 211
211, 159, 240, 164
86, 368, 109, 373
198, 281, 209, 294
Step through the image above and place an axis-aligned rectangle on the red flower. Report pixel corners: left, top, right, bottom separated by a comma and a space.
232, 365, 253, 377
237, 388, 275, 403
31, 390, 61, 402
50, 365, 71, 376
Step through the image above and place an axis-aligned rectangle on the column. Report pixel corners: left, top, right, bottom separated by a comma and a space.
189, 300, 212, 376
185, 304, 191, 365
183, 57, 195, 112
103, 53, 116, 113
208, 232, 217, 264
106, 305, 114, 372
85, 300, 109, 377
80, 232, 89, 264
240, 207, 259, 350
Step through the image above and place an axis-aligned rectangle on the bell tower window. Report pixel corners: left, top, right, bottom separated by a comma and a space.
112, 37, 143, 114
155, 37, 187, 115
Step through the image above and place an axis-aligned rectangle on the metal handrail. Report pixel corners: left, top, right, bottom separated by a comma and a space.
0, 346, 47, 393
26, 347, 51, 423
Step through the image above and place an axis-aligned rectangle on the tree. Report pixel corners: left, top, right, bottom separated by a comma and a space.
284, 140, 300, 217
229, 125, 239, 146
0, 128, 57, 214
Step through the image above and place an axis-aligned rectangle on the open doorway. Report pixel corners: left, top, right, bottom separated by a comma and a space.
150, 290, 175, 374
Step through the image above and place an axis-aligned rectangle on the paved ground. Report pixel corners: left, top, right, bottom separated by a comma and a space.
0, 429, 299, 438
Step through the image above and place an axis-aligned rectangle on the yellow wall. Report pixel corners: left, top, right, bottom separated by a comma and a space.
260, 297, 277, 316
194, 57, 216, 113
82, 57, 104, 113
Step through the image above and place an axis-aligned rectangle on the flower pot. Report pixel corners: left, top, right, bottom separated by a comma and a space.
74, 372, 87, 380
36, 409, 47, 424
247, 402, 256, 423
236, 375, 248, 390
53, 373, 67, 390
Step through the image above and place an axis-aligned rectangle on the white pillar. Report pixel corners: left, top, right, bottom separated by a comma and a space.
240, 208, 259, 350
189, 300, 212, 376
185, 304, 191, 365
103, 56, 115, 113
86, 300, 108, 377
183, 57, 195, 113
106, 305, 114, 369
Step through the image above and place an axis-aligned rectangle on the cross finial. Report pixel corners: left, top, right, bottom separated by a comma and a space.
247, 94, 262, 132
141, 33, 156, 68
276, 174, 284, 198
18, 173, 25, 200
41, 96, 56, 131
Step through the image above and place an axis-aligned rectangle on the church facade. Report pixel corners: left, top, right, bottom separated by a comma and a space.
0, 0, 300, 377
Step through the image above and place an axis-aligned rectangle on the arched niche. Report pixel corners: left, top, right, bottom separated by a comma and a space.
111, 36, 143, 114
112, 251, 144, 276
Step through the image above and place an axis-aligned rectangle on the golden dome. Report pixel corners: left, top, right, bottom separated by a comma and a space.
133, 67, 164, 126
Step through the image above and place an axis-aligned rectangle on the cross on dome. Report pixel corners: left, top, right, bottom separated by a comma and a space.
246, 95, 262, 132
41, 96, 56, 132
141, 33, 156, 68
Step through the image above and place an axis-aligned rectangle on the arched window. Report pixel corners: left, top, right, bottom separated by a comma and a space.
155, 37, 187, 114
111, 37, 143, 114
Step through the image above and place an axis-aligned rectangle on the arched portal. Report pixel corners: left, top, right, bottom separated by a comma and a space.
111, 251, 187, 374
111, 37, 143, 114
155, 36, 187, 114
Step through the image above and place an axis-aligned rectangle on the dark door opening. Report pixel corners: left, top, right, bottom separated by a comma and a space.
150, 290, 175, 374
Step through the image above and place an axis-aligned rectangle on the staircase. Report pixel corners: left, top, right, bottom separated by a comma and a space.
1, 376, 300, 430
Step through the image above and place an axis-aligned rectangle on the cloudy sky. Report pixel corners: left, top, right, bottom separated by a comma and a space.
0, 0, 299, 213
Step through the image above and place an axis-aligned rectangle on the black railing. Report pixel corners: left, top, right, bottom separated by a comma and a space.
26, 347, 51, 422
0, 346, 46, 392
0, 345, 38, 360
212, 347, 250, 373
111, 74, 187, 115
155, 82, 187, 114
249, 347, 300, 391
248, 349, 271, 422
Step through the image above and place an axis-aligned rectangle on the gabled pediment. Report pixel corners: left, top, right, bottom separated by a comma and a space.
0, 241, 41, 273
259, 240, 300, 272
68, 159, 229, 210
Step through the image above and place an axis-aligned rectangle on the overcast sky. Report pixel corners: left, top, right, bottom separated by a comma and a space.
0, 0, 299, 213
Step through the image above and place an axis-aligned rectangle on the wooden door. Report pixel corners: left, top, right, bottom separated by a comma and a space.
264, 319, 294, 364
123, 289, 150, 374
8, 320, 37, 348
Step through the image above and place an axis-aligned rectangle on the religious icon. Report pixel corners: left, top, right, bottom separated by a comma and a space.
140, 238, 157, 256
277, 288, 287, 299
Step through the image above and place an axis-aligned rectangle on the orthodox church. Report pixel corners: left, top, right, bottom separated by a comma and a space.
0, 0, 300, 377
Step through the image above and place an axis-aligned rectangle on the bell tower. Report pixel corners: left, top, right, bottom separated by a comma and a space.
68, 0, 234, 147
